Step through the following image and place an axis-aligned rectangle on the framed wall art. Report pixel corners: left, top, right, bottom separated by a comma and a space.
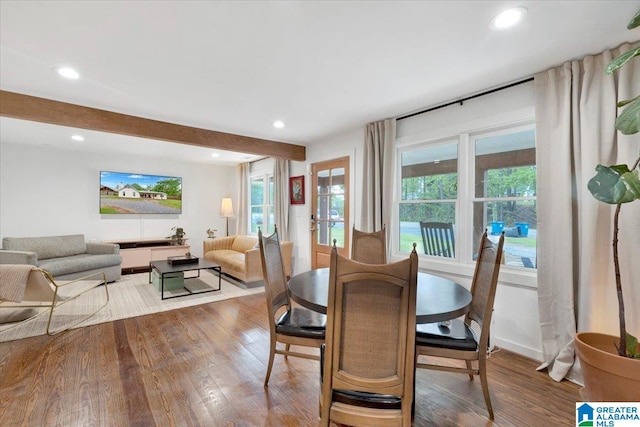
289, 175, 305, 205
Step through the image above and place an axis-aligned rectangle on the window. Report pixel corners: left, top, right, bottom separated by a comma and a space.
399, 140, 458, 255
398, 123, 537, 270
315, 167, 346, 247
472, 127, 536, 268
250, 174, 274, 235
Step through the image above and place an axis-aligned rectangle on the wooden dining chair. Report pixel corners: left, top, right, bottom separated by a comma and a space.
415, 230, 504, 419
350, 225, 387, 264
419, 221, 455, 258
258, 226, 325, 387
320, 242, 418, 427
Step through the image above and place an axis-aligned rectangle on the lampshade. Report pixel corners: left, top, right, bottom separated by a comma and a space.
220, 197, 235, 218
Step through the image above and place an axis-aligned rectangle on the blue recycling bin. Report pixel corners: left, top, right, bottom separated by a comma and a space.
490, 221, 505, 235
515, 222, 530, 237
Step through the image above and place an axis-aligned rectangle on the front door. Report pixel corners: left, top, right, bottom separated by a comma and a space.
311, 157, 349, 269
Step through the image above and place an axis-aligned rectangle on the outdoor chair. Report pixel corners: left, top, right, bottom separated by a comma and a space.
419, 221, 455, 258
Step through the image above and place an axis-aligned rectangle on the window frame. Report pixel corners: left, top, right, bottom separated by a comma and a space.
249, 172, 274, 236
394, 114, 537, 289
398, 137, 460, 260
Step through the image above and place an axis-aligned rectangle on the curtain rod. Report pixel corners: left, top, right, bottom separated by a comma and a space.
397, 77, 534, 121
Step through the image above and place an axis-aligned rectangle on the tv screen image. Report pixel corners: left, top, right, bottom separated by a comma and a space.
100, 171, 182, 214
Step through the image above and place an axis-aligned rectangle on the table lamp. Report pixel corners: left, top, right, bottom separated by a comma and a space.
220, 197, 235, 236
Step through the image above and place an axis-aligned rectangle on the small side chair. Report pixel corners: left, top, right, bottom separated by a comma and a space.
0, 265, 108, 335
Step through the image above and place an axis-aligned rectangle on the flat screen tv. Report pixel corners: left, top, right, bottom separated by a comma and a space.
100, 171, 182, 214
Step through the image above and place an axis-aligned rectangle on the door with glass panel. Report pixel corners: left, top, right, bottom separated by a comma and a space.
311, 157, 349, 269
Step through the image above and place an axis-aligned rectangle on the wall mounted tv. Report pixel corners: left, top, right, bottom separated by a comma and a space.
100, 171, 182, 214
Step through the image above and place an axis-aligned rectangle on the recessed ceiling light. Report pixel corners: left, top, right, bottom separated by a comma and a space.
71, 134, 84, 141
211, 153, 220, 158
273, 120, 285, 129
490, 7, 527, 30
55, 66, 80, 79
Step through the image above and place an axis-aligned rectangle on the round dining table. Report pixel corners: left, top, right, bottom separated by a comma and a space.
288, 267, 472, 324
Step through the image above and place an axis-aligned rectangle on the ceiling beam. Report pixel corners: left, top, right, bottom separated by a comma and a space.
0, 90, 306, 161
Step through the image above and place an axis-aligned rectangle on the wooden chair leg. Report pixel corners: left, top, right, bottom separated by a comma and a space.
478, 359, 494, 420
264, 338, 276, 386
466, 360, 474, 381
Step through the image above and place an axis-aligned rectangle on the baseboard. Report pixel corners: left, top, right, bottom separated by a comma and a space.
493, 337, 543, 362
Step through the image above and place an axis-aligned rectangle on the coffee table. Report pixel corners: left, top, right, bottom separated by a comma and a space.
149, 259, 222, 300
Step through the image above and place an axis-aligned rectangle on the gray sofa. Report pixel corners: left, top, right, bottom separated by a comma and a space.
0, 234, 122, 282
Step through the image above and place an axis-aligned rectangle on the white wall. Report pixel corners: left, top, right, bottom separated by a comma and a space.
0, 142, 237, 258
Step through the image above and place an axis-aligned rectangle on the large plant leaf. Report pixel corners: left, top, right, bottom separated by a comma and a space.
617, 94, 640, 108
605, 46, 640, 74
588, 164, 640, 204
616, 96, 640, 134
628, 9, 640, 29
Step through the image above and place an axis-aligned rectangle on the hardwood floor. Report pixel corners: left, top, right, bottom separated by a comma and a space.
0, 292, 580, 426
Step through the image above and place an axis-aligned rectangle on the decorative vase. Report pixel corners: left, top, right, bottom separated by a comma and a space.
575, 332, 640, 401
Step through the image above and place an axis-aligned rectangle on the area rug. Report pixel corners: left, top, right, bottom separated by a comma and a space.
0, 270, 263, 342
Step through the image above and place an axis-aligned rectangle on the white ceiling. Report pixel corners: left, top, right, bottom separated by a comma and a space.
1, 1, 638, 164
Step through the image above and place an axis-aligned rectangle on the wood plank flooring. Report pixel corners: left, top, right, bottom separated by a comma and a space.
0, 292, 581, 426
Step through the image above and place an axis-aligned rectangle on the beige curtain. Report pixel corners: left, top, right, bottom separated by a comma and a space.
236, 162, 250, 235
534, 42, 640, 382
273, 158, 289, 240
361, 119, 396, 236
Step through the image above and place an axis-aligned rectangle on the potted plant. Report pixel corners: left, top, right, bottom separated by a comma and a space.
575, 9, 640, 401
168, 227, 187, 245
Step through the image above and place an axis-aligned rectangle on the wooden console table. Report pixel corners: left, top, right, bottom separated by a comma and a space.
107, 238, 190, 274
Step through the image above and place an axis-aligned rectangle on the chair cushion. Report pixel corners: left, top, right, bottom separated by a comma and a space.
206, 250, 246, 271
416, 319, 478, 351
38, 254, 122, 277
332, 390, 401, 409
276, 307, 326, 338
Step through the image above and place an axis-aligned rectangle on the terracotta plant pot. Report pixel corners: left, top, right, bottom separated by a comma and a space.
575, 332, 640, 401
